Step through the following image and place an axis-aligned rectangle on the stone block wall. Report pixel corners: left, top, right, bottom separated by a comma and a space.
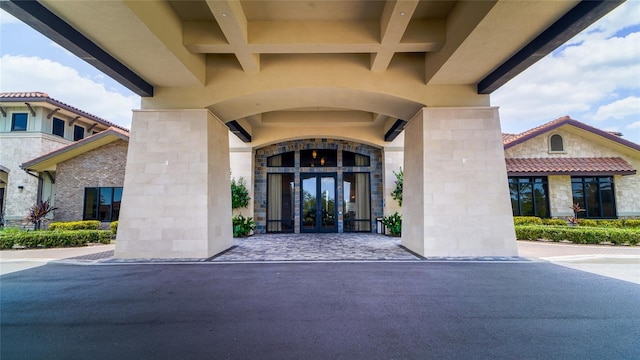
253, 139, 383, 233
54, 140, 128, 222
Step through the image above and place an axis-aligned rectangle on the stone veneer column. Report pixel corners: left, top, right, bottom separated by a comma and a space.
402, 107, 518, 257
115, 109, 233, 259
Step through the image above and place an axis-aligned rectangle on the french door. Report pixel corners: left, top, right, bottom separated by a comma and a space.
301, 174, 337, 232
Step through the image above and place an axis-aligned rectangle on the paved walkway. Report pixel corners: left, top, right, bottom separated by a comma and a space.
1, 236, 639, 283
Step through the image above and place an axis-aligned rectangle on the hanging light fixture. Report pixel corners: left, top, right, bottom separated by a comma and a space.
321, 158, 325, 166
312, 150, 317, 159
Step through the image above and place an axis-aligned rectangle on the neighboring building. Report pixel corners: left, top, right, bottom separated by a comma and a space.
503, 116, 640, 219
0, 92, 128, 227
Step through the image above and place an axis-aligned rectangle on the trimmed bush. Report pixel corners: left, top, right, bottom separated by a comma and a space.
110, 221, 119, 237
513, 216, 543, 226
515, 225, 640, 245
541, 218, 567, 226
623, 219, 640, 228
578, 219, 597, 227
49, 220, 100, 231
0, 230, 111, 249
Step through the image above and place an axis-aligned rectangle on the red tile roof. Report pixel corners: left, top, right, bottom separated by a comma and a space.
0, 91, 129, 132
506, 157, 636, 176
502, 116, 640, 152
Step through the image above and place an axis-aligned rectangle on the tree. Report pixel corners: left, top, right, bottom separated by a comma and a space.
26, 199, 57, 230
391, 167, 403, 206
231, 177, 251, 210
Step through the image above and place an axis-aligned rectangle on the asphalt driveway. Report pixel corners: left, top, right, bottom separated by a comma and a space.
1, 261, 638, 359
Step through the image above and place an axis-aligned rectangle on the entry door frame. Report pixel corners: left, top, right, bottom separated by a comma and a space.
300, 172, 338, 233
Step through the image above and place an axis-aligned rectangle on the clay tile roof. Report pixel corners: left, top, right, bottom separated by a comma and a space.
0, 91, 129, 132
506, 157, 636, 176
502, 115, 640, 152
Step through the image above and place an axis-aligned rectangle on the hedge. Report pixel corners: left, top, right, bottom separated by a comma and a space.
110, 221, 119, 237
514, 217, 640, 229
515, 225, 640, 245
513, 216, 543, 225
0, 230, 112, 250
49, 220, 100, 231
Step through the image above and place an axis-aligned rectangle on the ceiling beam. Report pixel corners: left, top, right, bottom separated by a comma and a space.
206, 0, 260, 73
0, 0, 153, 97
371, 0, 419, 72
47, 107, 60, 119
478, 0, 624, 94
24, 103, 36, 116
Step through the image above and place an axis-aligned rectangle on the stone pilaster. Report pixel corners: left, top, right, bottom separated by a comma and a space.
402, 107, 518, 257
115, 110, 232, 258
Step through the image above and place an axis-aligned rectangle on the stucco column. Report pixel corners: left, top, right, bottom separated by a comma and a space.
115, 109, 233, 258
402, 107, 518, 257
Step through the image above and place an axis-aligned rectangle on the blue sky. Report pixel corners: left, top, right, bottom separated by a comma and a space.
1, 2, 639, 144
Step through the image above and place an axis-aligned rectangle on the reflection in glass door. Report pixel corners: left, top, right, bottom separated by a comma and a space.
301, 174, 337, 232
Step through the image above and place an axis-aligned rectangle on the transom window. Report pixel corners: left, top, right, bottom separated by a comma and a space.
84, 187, 122, 221
11, 113, 28, 131
571, 176, 616, 218
267, 151, 294, 167
549, 134, 564, 152
52, 118, 65, 137
509, 177, 549, 217
343, 151, 370, 166
300, 149, 337, 167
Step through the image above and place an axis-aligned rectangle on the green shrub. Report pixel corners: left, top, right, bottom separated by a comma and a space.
232, 215, 256, 237
231, 177, 251, 210
623, 219, 640, 228
515, 225, 640, 245
49, 220, 100, 231
542, 218, 567, 226
513, 216, 543, 226
381, 212, 402, 236
578, 219, 597, 227
0, 230, 111, 249
110, 221, 119, 236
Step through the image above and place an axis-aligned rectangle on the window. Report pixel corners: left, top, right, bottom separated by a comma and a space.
11, 113, 28, 131
73, 125, 85, 141
52, 118, 65, 137
343, 172, 371, 232
267, 152, 294, 167
83, 187, 123, 221
571, 177, 616, 218
267, 173, 295, 233
300, 149, 337, 167
509, 177, 549, 217
343, 151, 370, 167
549, 134, 564, 152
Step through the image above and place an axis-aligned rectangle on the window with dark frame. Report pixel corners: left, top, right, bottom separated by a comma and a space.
300, 149, 337, 167
83, 187, 123, 221
73, 125, 85, 141
508, 177, 549, 217
52, 118, 65, 137
343, 151, 370, 167
267, 151, 295, 167
550, 134, 564, 152
571, 176, 616, 218
11, 113, 28, 131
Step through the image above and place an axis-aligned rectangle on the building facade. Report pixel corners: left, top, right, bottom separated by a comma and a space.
0, 92, 127, 227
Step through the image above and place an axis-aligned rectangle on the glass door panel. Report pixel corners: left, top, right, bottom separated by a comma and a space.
302, 176, 317, 231
301, 174, 337, 232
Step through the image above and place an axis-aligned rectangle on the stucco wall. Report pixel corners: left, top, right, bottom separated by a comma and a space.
505, 127, 640, 217
54, 140, 128, 222
0, 133, 70, 225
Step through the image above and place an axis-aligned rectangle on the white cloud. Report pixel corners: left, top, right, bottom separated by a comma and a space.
493, 0, 640, 144
0, 55, 139, 129
629, 121, 640, 130
595, 96, 640, 120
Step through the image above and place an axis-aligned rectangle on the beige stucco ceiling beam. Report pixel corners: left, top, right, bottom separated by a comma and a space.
371, 0, 419, 72
206, 0, 260, 73
184, 20, 443, 55
423, 0, 497, 85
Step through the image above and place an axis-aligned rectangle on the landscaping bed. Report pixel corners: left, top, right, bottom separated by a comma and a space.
514, 217, 640, 245
0, 220, 115, 250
